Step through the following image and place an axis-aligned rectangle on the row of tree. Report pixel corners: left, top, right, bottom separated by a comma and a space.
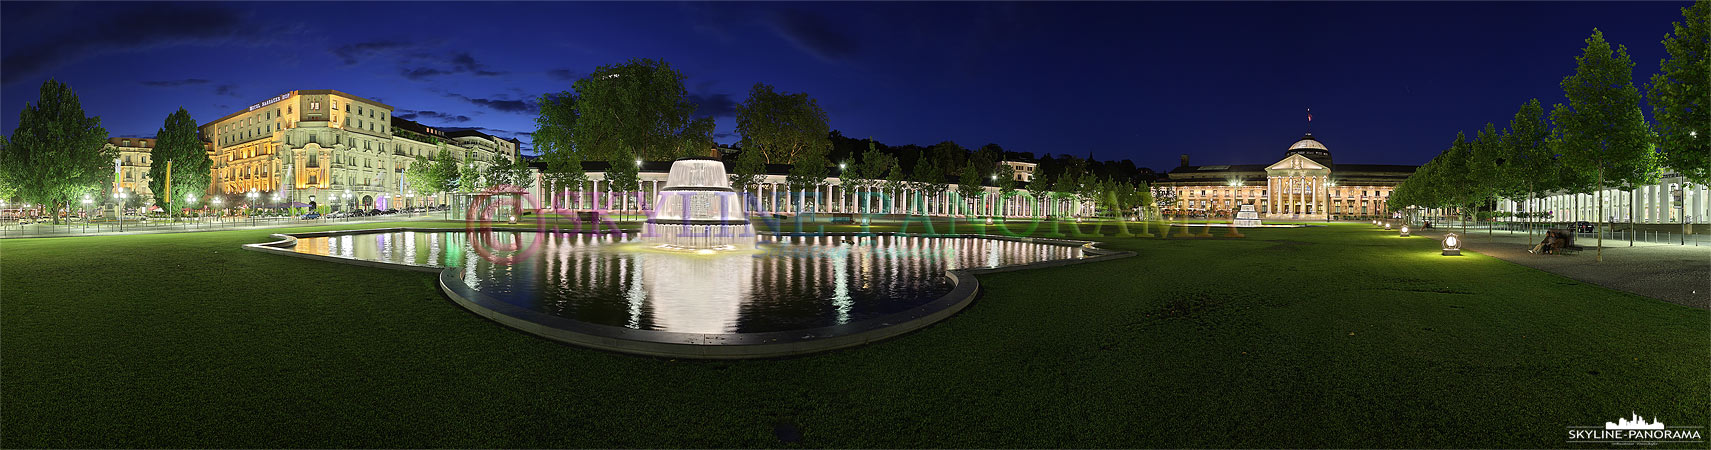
531, 58, 1156, 219
0, 80, 215, 223
1390, 1, 1707, 261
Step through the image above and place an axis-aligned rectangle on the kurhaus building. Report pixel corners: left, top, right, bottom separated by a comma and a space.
1155, 133, 1416, 220
202, 90, 518, 210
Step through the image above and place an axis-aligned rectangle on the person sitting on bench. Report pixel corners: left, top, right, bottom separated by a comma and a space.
1530, 230, 1565, 254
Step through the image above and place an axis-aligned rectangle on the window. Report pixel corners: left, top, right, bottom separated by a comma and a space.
311, 102, 320, 110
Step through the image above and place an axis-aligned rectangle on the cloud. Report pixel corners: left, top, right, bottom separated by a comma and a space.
395, 109, 473, 123
687, 92, 738, 118
399, 51, 506, 81
547, 69, 578, 81
447, 93, 533, 114
2, 4, 282, 86
764, 8, 858, 63
139, 79, 211, 87
214, 84, 240, 97
331, 41, 416, 65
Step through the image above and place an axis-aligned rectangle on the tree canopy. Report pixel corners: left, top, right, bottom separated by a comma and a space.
562, 58, 714, 163
735, 83, 831, 165
147, 107, 209, 205
0, 80, 112, 223
1646, 0, 1709, 184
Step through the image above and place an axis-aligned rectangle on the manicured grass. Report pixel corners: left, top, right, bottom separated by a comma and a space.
2, 221, 1705, 447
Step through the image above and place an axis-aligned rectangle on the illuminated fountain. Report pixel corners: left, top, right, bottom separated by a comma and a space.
642, 158, 756, 252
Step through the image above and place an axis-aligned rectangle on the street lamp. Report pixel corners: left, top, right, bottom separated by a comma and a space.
81, 195, 91, 232
246, 190, 258, 226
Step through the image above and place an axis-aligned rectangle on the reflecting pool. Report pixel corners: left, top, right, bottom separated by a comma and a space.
289, 231, 1085, 334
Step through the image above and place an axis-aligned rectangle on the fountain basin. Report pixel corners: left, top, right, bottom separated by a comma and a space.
246, 228, 1129, 358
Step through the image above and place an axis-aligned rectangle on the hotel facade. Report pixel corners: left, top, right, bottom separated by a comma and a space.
201, 90, 519, 210
1153, 133, 1415, 220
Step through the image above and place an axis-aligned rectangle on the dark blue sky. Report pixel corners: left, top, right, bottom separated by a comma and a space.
0, 1, 1690, 171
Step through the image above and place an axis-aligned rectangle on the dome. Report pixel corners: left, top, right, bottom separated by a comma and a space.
1289, 134, 1327, 151
1284, 133, 1332, 165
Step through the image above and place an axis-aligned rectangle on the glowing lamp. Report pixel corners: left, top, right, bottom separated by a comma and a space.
1383, 222, 1391, 230
1442, 233, 1462, 256
1399, 225, 1410, 237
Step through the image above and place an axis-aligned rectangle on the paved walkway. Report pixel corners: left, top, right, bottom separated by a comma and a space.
0, 214, 453, 239
1422, 229, 1710, 309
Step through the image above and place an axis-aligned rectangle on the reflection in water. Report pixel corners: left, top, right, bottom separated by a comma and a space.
290, 231, 1084, 334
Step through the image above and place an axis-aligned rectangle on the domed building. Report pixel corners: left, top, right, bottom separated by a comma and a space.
1155, 132, 1416, 220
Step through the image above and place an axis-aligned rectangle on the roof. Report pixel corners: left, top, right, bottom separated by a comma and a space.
1167, 164, 1269, 174
1330, 164, 1418, 174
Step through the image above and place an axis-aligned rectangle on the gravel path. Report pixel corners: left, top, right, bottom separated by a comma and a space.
1424, 228, 1710, 309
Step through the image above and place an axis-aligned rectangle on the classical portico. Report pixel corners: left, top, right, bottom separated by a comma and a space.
1159, 132, 1414, 221
1265, 154, 1330, 220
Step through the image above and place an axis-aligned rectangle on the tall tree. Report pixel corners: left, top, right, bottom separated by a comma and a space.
533, 91, 588, 200
1646, 0, 1709, 184
735, 83, 831, 165
910, 154, 944, 214
146, 107, 209, 212
957, 163, 983, 216
0, 80, 112, 223
570, 58, 713, 161
403, 155, 444, 199
1499, 99, 1558, 241
1552, 29, 1656, 261
785, 147, 829, 211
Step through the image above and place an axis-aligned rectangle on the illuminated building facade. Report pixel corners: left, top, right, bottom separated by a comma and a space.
1156, 133, 1415, 220
202, 90, 519, 210
104, 137, 158, 199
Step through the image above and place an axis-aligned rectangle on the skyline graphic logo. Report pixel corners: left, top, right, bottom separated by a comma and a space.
1606, 412, 1666, 430
1567, 412, 1703, 445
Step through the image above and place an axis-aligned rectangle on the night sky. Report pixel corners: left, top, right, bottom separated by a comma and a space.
0, 1, 1690, 171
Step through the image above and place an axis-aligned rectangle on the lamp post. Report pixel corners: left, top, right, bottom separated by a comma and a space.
81, 195, 91, 233
345, 189, 353, 220
246, 190, 258, 227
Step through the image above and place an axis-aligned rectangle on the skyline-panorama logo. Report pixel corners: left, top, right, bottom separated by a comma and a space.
1568, 412, 1704, 445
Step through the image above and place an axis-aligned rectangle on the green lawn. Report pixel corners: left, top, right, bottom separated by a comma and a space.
2, 221, 1705, 448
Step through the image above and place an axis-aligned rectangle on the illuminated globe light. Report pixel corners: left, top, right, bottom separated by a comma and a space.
1399, 225, 1410, 237
1442, 233, 1463, 256
1384, 222, 1392, 230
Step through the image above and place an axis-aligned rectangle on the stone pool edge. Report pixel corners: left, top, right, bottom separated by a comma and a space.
243, 227, 1135, 359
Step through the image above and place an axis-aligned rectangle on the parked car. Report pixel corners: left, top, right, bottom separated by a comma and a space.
300, 213, 321, 220
368, 209, 384, 216
384, 209, 399, 215
1572, 221, 1594, 233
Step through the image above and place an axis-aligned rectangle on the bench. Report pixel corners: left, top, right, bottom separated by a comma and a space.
1545, 228, 1585, 255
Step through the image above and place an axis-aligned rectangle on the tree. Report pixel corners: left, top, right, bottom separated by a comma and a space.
604, 156, 641, 212
785, 147, 829, 212
910, 155, 944, 214
403, 155, 444, 199
994, 164, 1017, 216
0, 80, 112, 224
534, 91, 588, 203
850, 140, 897, 214
1499, 99, 1558, 241
1646, 0, 1709, 184
144, 107, 210, 217
483, 155, 532, 190
729, 147, 766, 193
570, 58, 713, 161
1552, 29, 1656, 261
957, 163, 983, 217
735, 83, 831, 165
1468, 122, 1504, 234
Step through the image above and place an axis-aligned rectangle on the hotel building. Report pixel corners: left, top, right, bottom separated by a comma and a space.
104, 137, 159, 199
1154, 133, 1416, 220
201, 90, 518, 210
